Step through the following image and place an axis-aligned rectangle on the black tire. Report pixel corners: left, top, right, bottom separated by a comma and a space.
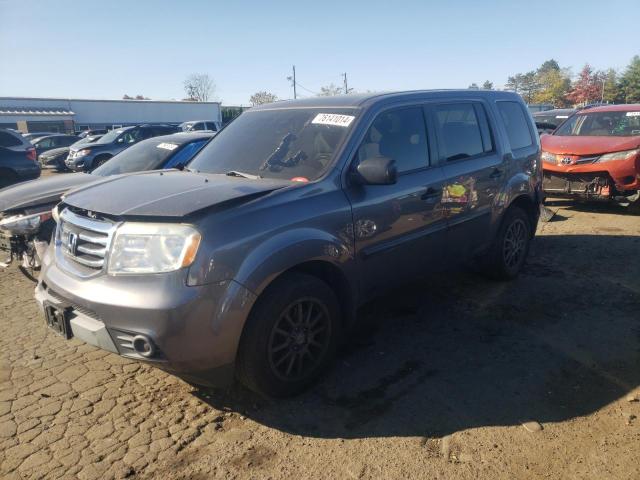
236, 272, 341, 397
91, 156, 111, 171
481, 206, 532, 280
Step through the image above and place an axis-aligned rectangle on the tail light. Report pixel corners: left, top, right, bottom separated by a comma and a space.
26, 147, 37, 163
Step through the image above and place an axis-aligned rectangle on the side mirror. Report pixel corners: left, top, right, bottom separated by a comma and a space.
355, 157, 397, 185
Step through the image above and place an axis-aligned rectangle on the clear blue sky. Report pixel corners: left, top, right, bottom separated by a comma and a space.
1, 0, 638, 105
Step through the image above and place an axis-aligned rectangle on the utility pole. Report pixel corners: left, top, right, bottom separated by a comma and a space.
287, 66, 297, 99
341, 72, 349, 94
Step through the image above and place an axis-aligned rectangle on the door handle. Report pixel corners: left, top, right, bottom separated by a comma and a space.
421, 187, 441, 200
489, 168, 503, 179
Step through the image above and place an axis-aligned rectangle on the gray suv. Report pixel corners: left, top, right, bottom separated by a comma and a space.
36, 90, 542, 397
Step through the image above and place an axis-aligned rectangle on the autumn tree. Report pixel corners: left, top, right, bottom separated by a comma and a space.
249, 91, 278, 106
533, 63, 571, 107
184, 73, 216, 102
566, 64, 603, 105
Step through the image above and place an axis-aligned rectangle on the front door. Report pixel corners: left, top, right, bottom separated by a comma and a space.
345, 106, 447, 298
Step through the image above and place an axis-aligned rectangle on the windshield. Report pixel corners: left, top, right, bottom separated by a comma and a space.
95, 129, 126, 144
92, 138, 207, 177
189, 108, 357, 181
555, 111, 640, 137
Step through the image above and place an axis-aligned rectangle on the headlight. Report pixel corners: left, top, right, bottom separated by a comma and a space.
75, 149, 91, 157
108, 223, 201, 274
541, 151, 556, 163
598, 148, 639, 163
0, 211, 52, 235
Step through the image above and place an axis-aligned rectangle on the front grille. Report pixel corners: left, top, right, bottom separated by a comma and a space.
56, 208, 117, 276
47, 287, 101, 321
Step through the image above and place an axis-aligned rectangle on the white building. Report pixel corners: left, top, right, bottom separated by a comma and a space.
0, 97, 222, 133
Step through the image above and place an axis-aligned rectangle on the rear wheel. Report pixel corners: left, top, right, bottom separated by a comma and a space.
236, 272, 341, 397
481, 206, 532, 280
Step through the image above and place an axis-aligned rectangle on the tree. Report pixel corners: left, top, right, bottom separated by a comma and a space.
602, 68, 622, 104
538, 59, 560, 75
249, 91, 278, 106
482, 80, 493, 90
520, 71, 540, 103
318, 83, 343, 96
468, 83, 479, 90
566, 64, 602, 105
505, 74, 524, 93
533, 68, 571, 107
618, 55, 640, 103
122, 94, 132, 100
184, 73, 215, 102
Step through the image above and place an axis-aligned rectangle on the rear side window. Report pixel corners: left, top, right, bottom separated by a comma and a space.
357, 107, 428, 173
497, 101, 533, 150
0, 131, 22, 147
433, 103, 490, 161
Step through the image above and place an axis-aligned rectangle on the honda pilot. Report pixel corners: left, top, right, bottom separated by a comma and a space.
36, 91, 542, 397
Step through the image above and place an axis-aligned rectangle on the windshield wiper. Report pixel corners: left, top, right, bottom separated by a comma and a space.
226, 170, 262, 180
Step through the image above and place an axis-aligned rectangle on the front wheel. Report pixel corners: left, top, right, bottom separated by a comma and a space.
236, 272, 341, 397
481, 206, 532, 280
91, 156, 111, 171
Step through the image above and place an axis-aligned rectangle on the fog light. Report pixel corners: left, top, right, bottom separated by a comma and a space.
132, 335, 155, 358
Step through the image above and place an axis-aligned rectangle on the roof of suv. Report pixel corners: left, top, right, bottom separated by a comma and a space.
251, 89, 522, 111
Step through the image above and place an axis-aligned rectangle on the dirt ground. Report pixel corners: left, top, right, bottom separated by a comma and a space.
0, 194, 639, 480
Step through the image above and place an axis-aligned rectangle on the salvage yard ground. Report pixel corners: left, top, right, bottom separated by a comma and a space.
1, 197, 639, 480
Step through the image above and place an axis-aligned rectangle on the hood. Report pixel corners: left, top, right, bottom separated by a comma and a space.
542, 134, 640, 156
70, 142, 109, 153
62, 170, 291, 217
40, 146, 70, 159
0, 173, 95, 213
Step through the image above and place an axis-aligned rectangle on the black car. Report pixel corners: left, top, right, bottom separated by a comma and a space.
39, 135, 103, 171
0, 132, 214, 270
0, 129, 40, 189
32, 134, 80, 157
533, 108, 577, 135
66, 124, 179, 171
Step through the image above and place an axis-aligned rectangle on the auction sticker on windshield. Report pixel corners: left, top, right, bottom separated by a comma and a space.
312, 113, 355, 127
157, 142, 179, 150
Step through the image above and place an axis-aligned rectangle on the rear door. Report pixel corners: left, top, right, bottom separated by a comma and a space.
427, 101, 504, 259
345, 105, 447, 297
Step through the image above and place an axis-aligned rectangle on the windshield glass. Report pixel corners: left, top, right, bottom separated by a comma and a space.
92, 138, 194, 176
95, 129, 125, 144
189, 108, 357, 181
555, 111, 640, 137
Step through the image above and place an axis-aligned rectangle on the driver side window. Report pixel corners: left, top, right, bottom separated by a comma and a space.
356, 107, 428, 173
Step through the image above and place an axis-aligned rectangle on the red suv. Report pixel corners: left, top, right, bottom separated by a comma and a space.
541, 104, 640, 210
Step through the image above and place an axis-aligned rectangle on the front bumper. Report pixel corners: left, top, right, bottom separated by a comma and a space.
36, 255, 257, 387
65, 156, 89, 171
543, 154, 640, 196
